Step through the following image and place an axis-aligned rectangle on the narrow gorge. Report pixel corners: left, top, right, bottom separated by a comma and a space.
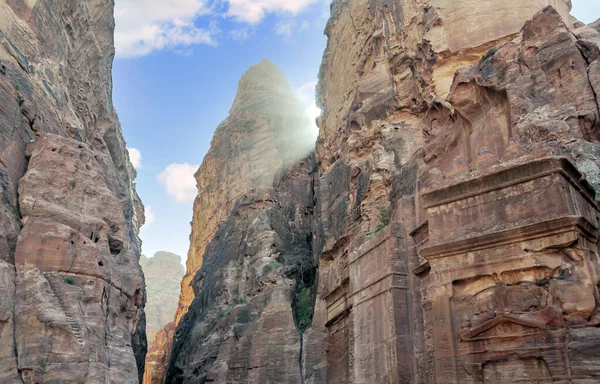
2, 0, 600, 384
150, 0, 600, 383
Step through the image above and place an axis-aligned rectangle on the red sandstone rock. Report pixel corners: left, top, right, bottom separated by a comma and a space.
313, 1, 600, 383
147, 60, 319, 384
0, 1, 146, 383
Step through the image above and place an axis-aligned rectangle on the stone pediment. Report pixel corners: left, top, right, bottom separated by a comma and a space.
459, 312, 553, 342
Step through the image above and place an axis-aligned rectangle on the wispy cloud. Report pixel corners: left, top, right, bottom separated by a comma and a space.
114, 0, 323, 57
144, 206, 156, 226
296, 81, 317, 104
227, 0, 321, 24
114, 0, 218, 58
157, 163, 200, 204
127, 147, 142, 169
275, 19, 309, 38
230, 27, 253, 41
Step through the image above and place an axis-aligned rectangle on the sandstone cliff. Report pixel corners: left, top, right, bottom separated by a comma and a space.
152, 1, 600, 383
141, 252, 184, 344
177, 59, 317, 322
310, 0, 600, 383
0, 1, 146, 383
145, 59, 318, 384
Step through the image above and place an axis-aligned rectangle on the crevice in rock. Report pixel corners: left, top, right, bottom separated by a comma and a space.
298, 332, 305, 384
288, 162, 319, 384
11, 266, 23, 384
574, 38, 600, 137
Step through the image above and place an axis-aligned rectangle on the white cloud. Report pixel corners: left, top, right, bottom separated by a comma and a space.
227, 0, 321, 24
127, 147, 142, 169
114, 0, 218, 58
144, 206, 156, 226
157, 163, 200, 204
275, 19, 308, 38
230, 27, 252, 41
296, 81, 317, 104
114, 0, 325, 56
275, 21, 294, 37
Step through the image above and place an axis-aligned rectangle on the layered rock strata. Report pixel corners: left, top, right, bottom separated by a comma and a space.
146, 60, 318, 383
141, 252, 185, 344
152, 1, 600, 383
177, 59, 317, 322
166, 158, 317, 383
0, 1, 146, 383
311, 1, 600, 383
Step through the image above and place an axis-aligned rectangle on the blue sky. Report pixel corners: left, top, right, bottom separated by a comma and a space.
113, 0, 599, 262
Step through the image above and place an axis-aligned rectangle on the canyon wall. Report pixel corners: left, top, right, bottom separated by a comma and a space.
312, 0, 600, 383
176, 59, 317, 323
152, 1, 600, 383
0, 1, 146, 383
141, 252, 184, 344
145, 60, 318, 384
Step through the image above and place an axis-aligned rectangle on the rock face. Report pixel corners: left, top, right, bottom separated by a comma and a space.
145, 60, 318, 383
166, 159, 316, 383
154, 1, 600, 383
177, 59, 317, 323
311, 1, 600, 383
141, 252, 184, 344
0, 1, 146, 383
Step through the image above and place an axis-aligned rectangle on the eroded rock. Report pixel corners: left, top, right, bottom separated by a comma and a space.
0, 0, 146, 382
147, 60, 318, 384
313, 1, 600, 383
141, 252, 185, 344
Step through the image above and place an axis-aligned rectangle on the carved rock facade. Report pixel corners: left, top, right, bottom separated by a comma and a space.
152, 1, 600, 383
311, 1, 600, 383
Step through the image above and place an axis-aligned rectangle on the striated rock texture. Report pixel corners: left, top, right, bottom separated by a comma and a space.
141, 252, 184, 344
311, 0, 600, 383
166, 159, 317, 383
146, 60, 318, 383
0, 1, 146, 383
155, 1, 600, 383
176, 59, 317, 323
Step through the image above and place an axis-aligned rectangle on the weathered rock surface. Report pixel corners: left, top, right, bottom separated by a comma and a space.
166, 159, 316, 383
311, 1, 600, 383
146, 60, 318, 383
0, 1, 146, 383
144, 322, 177, 384
178, 59, 317, 323
141, 252, 184, 344
154, 1, 600, 383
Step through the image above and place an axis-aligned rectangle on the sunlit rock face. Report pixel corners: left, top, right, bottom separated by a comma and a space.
141, 252, 184, 344
145, 59, 318, 384
0, 1, 146, 383
166, 159, 317, 384
178, 59, 317, 323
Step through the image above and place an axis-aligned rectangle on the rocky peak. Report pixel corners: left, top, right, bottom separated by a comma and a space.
141, 252, 184, 344
141, 252, 184, 274
144, 60, 318, 383
229, 58, 292, 114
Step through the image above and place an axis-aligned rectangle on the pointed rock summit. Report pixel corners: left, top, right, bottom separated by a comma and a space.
144, 60, 318, 383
